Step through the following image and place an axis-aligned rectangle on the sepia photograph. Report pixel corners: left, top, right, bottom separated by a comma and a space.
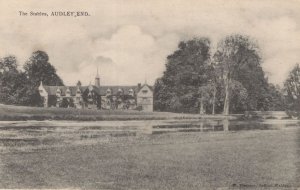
0, 0, 300, 189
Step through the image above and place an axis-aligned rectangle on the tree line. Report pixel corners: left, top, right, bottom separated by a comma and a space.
1, 36, 299, 116
0, 51, 63, 106
154, 34, 297, 115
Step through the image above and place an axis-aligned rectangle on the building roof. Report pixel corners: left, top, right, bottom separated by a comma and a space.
42, 84, 153, 96
43, 86, 88, 96
99, 85, 138, 95
141, 84, 154, 91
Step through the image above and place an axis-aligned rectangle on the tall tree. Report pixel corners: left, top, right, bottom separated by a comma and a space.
24, 51, 63, 86
284, 63, 300, 115
154, 38, 212, 113
0, 56, 28, 105
266, 84, 285, 111
0, 56, 18, 72
198, 83, 214, 114
213, 34, 266, 114
23, 50, 64, 106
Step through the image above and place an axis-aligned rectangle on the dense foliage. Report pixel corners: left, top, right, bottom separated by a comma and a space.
154, 38, 212, 113
0, 56, 28, 105
154, 35, 285, 114
213, 35, 277, 114
284, 64, 300, 117
0, 51, 63, 106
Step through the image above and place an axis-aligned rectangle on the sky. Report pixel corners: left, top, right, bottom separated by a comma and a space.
0, 0, 299, 86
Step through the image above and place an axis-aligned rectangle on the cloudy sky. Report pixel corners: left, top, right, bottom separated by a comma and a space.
0, 0, 299, 86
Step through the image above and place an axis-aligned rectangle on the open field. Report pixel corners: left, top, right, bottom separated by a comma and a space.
0, 120, 299, 189
0, 104, 240, 121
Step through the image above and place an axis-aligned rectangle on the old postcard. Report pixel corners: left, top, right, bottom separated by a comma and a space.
0, 0, 299, 189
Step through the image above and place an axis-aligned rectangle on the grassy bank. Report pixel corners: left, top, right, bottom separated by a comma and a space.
0, 104, 240, 121
0, 123, 299, 189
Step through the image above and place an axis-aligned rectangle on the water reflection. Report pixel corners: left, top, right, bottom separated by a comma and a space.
0, 119, 299, 149
149, 119, 300, 135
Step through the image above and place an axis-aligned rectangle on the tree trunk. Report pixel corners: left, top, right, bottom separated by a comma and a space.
200, 121, 204, 131
212, 85, 216, 115
199, 97, 204, 115
223, 76, 230, 115
223, 118, 229, 131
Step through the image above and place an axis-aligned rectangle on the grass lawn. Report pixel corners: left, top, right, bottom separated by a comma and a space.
0, 121, 299, 189
0, 104, 239, 121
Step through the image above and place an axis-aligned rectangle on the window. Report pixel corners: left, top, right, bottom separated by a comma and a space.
141, 97, 150, 103
142, 90, 148, 93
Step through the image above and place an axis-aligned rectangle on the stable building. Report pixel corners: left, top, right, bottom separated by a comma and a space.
38, 70, 153, 112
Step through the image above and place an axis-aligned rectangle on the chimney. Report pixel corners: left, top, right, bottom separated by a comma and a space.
95, 67, 100, 87
76, 80, 82, 87
138, 83, 141, 89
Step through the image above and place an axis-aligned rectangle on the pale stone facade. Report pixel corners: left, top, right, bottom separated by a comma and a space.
137, 84, 154, 112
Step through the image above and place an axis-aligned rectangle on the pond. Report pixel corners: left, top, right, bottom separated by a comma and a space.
0, 119, 299, 149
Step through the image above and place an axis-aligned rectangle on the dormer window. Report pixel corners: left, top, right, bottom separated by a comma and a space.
76, 89, 81, 96
88, 85, 93, 92
118, 88, 123, 95
66, 88, 71, 96
106, 89, 111, 96
129, 89, 134, 96
56, 88, 61, 96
